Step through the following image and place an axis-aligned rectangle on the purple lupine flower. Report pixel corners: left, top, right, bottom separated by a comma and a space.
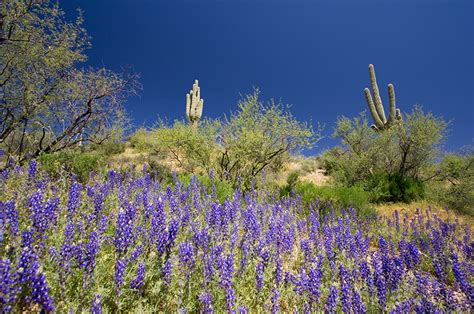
17, 246, 37, 284
166, 219, 180, 252
399, 240, 420, 269
200, 292, 213, 313
30, 265, 55, 312
67, 181, 82, 220
114, 210, 133, 255
351, 289, 366, 314
450, 253, 473, 303
275, 256, 283, 286
390, 256, 404, 289
84, 231, 100, 270
114, 258, 128, 297
300, 239, 313, 264
0, 258, 19, 311
256, 262, 265, 292
226, 287, 236, 313
271, 288, 280, 313
415, 298, 437, 313
325, 285, 338, 313
179, 241, 195, 275
2, 200, 19, 236
390, 300, 413, 313
339, 264, 352, 313
162, 258, 172, 286
90, 294, 102, 314
128, 245, 143, 264
307, 257, 323, 304
28, 159, 37, 181
130, 262, 146, 293
373, 256, 387, 310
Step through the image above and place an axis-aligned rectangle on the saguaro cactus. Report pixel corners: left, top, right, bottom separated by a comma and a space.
186, 80, 204, 130
364, 64, 402, 131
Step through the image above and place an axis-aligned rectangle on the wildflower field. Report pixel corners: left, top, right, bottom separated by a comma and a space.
0, 161, 472, 313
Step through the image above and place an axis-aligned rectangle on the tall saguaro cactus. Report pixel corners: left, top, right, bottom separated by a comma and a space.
364, 64, 402, 131
186, 80, 204, 130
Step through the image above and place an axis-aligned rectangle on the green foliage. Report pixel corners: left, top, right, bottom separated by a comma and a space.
281, 181, 370, 211
146, 158, 174, 183
326, 108, 447, 203
129, 128, 158, 153
37, 151, 104, 183
152, 119, 220, 174
0, 0, 139, 163
217, 89, 320, 189
427, 150, 474, 215
367, 173, 425, 203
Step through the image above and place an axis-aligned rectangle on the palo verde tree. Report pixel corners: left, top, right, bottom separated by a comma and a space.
217, 89, 320, 189
0, 0, 139, 164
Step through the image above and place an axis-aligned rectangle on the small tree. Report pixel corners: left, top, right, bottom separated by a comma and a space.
217, 90, 320, 189
152, 119, 220, 174
0, 0, 139, 164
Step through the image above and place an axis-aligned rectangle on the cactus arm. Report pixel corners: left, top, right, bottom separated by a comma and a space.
368, 64, 387, 123
387, 83, 396, 124
197, 99, 203, 119
396, 108, 402, 121
364, 87, 384, 130
186, 93, 191, 121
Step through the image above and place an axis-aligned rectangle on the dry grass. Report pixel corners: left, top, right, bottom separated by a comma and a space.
374, 200, 474, 228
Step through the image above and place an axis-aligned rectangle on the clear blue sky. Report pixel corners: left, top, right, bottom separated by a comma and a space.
62, 0, 473, 155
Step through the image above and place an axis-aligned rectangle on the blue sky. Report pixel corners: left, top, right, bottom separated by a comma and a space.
62, 0, 473, 154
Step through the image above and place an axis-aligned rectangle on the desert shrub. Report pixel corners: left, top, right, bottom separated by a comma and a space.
426, 150, 474, 215
299, 156, 321, 174
372, 173, 424, 203
92, 140, 126, 156
37, 151, 104, 183
151, 119, 219, 174
280, 171, 300, 196
129, 128, 159, 153
146, 158, 174, 183
282, 181, 370, 211
325, 108, 446, 203
216, 90, 320, 189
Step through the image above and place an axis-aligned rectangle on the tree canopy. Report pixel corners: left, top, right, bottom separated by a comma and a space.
0, 0, 139, 164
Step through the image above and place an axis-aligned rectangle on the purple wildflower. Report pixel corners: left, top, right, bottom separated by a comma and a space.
130, 262, 146, 293
90, 294, 102, 314
179, 241, 195, 275
200, 292, 213, 313
162, 258, 172, 286
325, 285, 338, 313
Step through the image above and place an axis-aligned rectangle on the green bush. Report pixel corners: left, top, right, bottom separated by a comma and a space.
129, 128, 158, 153
146, 158, 174, 183
93, 141, 126, 156
37, 151, 104, 183
280, 171, 300, 196
282, 181, 370, 212
366, 172, 425, 203
178, 173, 235, 203
426, 151, 474, 215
